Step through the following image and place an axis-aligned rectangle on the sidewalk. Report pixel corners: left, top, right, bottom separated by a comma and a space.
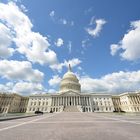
0, 113, 37, 121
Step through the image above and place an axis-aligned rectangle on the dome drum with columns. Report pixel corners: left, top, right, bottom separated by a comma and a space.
59, 64, 81, 93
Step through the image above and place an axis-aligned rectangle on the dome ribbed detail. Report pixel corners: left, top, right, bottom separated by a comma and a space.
59, 64, 81, 93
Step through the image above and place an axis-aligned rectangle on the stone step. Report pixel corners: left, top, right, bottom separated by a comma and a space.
63, 106, 80, 112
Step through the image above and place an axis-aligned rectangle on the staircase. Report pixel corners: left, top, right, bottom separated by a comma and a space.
63, 106, 80, 112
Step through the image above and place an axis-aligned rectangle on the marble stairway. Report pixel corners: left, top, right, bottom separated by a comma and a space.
63, 106, 80, 112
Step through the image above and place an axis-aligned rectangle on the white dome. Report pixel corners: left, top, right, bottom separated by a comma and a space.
59, 64, 81, 93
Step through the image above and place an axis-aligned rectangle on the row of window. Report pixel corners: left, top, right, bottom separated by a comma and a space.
29, 107, 48, 112
93, 101, 111, 106
31, 98, 49, 100
30, 101, 48, 106
93, 97, 110, 100
93, 107, 112, 111
122, 106, 140, 112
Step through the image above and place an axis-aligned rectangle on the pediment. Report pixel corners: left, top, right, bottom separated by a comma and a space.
59, 90, 81, 96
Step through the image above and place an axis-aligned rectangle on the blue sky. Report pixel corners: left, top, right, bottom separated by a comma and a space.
0, 0, 140, 95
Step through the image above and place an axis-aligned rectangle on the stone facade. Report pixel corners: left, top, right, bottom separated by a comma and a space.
26, 65, 140, 113
0, 93, 29, 113
26, 91, 140, 113
119, 92, 140, 112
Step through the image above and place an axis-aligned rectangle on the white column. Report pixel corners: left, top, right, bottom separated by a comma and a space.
137, 96, 140, 103
72, 96, 74, 105
88, 97, 90, 106
64, 97, 65, 106
51, 97, 53, 106
79, 97, 81, 105
66, 96, 68, 106
60, 97, 62, 105
56, 97, 57, 106
54, 97, 55, 106
131, 97, 134, 105
66, 97, 67, 106
84, 97, 86, 106
72, 97, 74, 106
53, 97, 55, 106
77, 97, 79, 105
62, 97, 64, 105
135, 97, 138, 104
81, 97, 83, 106
67, 97, 68, 106
58, 97, 60, 106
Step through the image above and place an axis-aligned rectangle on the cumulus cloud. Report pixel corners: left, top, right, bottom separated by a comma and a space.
0, 2, 58, 65
86, 18, 106, 37
50, 58, 82, 72
48, 75, 61, 87
0, 60, 44, 82
0, 82, 13, 93
13, 82, 44, 95
0, 82, 44, 95
55, 38, 64, 47
110, 20, 140, 61
110, 44, 121, 56
0, 23, 14, 58
80, 70, 140, 93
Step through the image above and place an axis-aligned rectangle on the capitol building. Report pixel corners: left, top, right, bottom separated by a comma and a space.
26, 65, 140, 113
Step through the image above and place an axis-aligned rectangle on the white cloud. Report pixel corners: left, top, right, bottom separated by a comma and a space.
49, 10, 74, 26
50, 63, 64, 73
0, 2, 58, 65
0, 82, 13, 93
50, 58, 82, 72
0, 60, 44, 82
48, 75, 61, 87
110, 44, 121, 56
49, 10, 55, 17
17, 32, 58, 65
60, 19, 67, 25
84, 7, 93, 15
67, 41, 72, 53
81, 38, 90, 49
13, 82, 44, 95
80, 70, 140, 93
64, 58, 81, 68
0, 82, 44, 95
55, 38, 64, 47
86, 18, 106, 37
20, 4, 28, 12
77, 66, 82, 71
48, 89, 56, 93
110, 20, 140, 61
89, 16, 95, 25
0, 23, 14, 58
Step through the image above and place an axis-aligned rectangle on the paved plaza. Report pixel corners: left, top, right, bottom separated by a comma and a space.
0, 112, 140, 140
